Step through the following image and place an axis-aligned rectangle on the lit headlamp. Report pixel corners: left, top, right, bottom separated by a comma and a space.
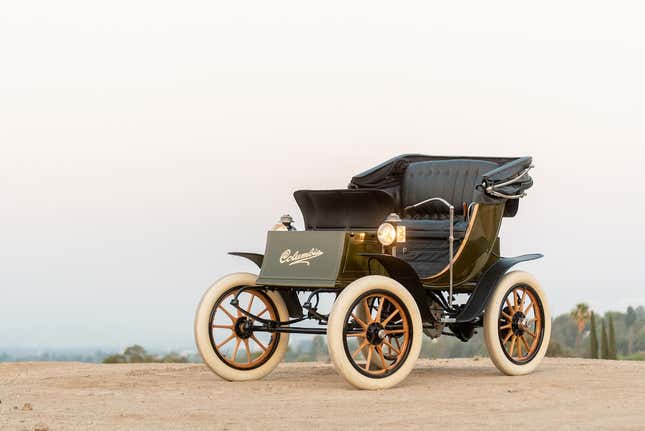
377, 213, 405, 246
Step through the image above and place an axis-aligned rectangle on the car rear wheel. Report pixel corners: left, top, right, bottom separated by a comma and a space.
327, 275, 422, 390
194, 272, 289, 381
483, 271, 551, 376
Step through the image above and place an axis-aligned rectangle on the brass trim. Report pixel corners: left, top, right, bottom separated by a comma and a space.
422, 204, 480, 281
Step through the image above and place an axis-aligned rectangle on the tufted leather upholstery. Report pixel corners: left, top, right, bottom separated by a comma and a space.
401, 159, 497, 218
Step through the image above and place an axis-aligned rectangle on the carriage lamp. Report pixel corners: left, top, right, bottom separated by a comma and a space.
377, 213, 405, 246
270, 214, 296, 231
270, 222, 288, 231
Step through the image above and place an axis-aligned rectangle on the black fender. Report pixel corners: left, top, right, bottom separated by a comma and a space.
455, 253, 543, 323
228, 252, 303, 318
228, 252, 264, 268
359, 253, 435, 324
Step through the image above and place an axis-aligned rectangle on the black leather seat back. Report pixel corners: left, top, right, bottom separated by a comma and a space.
294, 189, 395, 230
401, 159, 497, 218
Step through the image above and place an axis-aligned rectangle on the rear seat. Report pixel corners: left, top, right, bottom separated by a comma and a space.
399, 159, 497, 237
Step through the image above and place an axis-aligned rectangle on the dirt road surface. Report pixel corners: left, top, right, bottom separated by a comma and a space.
1, 358, 643, 430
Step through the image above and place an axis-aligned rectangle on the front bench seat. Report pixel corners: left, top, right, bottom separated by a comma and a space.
399, 159, 498, 238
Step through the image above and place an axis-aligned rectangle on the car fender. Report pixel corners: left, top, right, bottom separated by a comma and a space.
359, 253, 435, 324
228, 252, 303, 318
228, 252, 264, 268
455, 253, 543, 323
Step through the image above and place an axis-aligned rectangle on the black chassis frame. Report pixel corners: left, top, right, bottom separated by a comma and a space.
228, 251, 542, 341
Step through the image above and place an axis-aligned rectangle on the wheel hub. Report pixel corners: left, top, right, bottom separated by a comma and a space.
511, 311, 525, 336
234, 317, 253, 339
366, 322, 385, 345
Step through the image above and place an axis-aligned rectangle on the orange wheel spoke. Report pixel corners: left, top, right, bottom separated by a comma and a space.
351, 313, 368, 329
231, 338, 241, 361
216, 333, 236, 349
499, 323, 512, 330
218, 305, 236, 322
520, 335, 530, 357
364, 346, 373, 370
256, 307, 268, 317
513, 290, 520, 311
352, 340, 369, 359
246, 294, 255, 313
346, 332, 366, 338
251, 334, 267, 351
376, 296, 385, 322
363, 299, 372, 323
502, 330, 513, 344
243, 339, 251, 363
509, 336, 517, 358
383, 339, 400, 354
212, 324, 233, 329
376, 346, 388, 369
524, 302, 534, 316
501, 311, 512, 320
382, 309, 400, 326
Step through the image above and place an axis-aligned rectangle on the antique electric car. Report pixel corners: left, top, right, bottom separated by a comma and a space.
194, 155, 550, 389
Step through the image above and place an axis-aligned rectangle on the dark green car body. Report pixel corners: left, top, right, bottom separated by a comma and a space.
237, 154, 539, 328
257, 202, 504, 291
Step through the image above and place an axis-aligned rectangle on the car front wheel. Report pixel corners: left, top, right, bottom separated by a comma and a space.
194, 272, 290, 381
327, 275, 422, 390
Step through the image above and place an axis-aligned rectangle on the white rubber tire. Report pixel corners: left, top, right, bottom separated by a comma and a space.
327, 275, 423, 390
483, 271, 551, 376
194, 272, 290, 381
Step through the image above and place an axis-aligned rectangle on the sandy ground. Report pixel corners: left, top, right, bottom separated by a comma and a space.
1, 358, 644, 431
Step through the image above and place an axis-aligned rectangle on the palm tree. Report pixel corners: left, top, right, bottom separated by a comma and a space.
570, 303, 590, 349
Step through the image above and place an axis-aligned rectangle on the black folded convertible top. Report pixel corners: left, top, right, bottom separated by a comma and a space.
348, 154, 533, 216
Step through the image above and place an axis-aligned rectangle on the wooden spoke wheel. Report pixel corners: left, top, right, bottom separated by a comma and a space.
327, 275, 422, 390
344, 292, 411, 377
484, 271, 551, 376
498, 285, 543, 364
194, 273, 289, 381
209, 288, 280, 370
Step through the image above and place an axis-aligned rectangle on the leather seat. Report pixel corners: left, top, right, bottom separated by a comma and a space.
399, 159, 497, 236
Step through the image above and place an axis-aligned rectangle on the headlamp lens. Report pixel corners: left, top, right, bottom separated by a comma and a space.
377, 223, 397, 246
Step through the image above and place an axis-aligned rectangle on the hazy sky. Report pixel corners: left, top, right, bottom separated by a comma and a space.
1, 1, 644, 350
